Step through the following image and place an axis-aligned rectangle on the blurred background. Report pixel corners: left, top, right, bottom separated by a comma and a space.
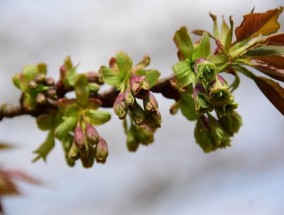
0, 0, 283, 214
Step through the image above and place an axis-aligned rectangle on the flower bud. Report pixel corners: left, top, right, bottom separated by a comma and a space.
113, 93, 127, 119
193, 84, 213, 114
136, 125, 154, 145
95, 137, 108, 164
45, 77, 55, 86
80, 148, 95, 168
85, 123, 99, 145
74, 126, 85, 149
34, 74, 46, 84
36, 93, 46, 104
209, 75, 232, 105
126, 131, 139, 152
219, 111, 242, 136
194, 59, 216, 86
28, 80, 38, 89
68, 143, 80, 160
47, 89, 57, 99
123, 89, 135, 108
130, 76, 150, 99
143, 93, 158, 112
131, 103, 145, 125
194, 117, 214, 153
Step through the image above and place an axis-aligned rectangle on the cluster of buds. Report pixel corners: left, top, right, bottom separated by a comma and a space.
113, 75, 161, 151
68, 121, 108, 168
12, 64, 56, 111
194, 112, 242, 152
193, 59, 238, 117
113, 75, 161, 130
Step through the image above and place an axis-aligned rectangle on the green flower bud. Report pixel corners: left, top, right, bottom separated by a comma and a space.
126, 131, 139, 152
34, 74, 46, 84
68, 143, 80, 160
74, 126, 85, 149
123, 89, 135, 108
113, 93, 127, 119
193, 84, 213, 114
80, 148, 95, 168
219, 111, 242, 136
209, 75, 232, 106
85, 123, 99, 145
194, 59, 216, 86
95, 137, 108, 164
136, 125, 154, 145
194, 117, 214, 153
143, 93, 158, 112
131, 103, 145, 125
130, 76, 150, 99
28, 80, 38, 90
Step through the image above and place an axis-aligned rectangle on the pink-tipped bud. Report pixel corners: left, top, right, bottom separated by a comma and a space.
95, 137, 108, 164
143, 93, 158, 112
113, 93, 127, 119
74, 126, 85, 149
123, 89, 135, 108
85, 123, 99, 145
130, 76, 150, 99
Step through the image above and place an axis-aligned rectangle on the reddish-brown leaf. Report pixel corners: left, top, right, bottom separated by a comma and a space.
253, 56, 284, 69
235, 7, 283, 41
254, 76, 284, 115
251, 59, 284, 82
266, 33, 284, 46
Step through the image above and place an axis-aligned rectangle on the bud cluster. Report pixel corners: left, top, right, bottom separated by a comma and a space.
12, 64, 56, 111
68, 120, 108, 167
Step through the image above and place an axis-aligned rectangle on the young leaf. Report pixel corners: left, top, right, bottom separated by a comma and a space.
36, 112, 58, 131
74, 74, 90, 107
235, 7, 283, 41
192, 32, 211, 60
84, 109, 111, 125
254, 76, 284, 115
209, 12, 220, 39
173, 26, 194, 59
266, 33, 284, 46
172, 60, 195, 88
180, 92, 197, 121
99, 66, 121, 88
55, 117, 77, 140
245, 46, 284, 56
115, 51, 133, 74
145, 69, 160, 87
33, 130, 55, 162
251, 58, 284, 82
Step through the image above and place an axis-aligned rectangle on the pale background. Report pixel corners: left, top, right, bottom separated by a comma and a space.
0, 0, 283, 214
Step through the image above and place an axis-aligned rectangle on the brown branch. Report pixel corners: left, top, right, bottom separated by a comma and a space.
0, 74, 178, 120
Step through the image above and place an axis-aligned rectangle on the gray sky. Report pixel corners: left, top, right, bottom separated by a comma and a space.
0, 0, 283, 214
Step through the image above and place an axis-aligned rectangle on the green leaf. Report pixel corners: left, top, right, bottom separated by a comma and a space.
33, 130, 55, 162
63, 56, 77, 87
173, 26, 194, 59
245, 46, 284, 56
145, 69, 160, 87
209, 12, 220, 39
12, 73, 21, 89
100, 66, 121, 88
20, 65, 38, 91
55, 116, 77, 140
36, 112, 59, 131
221, 17, 230, 46
84, 109, 111, 125
224, 16, 234, 51
57, 98, 80, 117
180, 92, 197, 121
172, 60, 195, 88
254, 76, 284, 115
229, 36, 262, 58
116, 51, 133, 74
74, 74, 90, 107
192, 32, 211, 60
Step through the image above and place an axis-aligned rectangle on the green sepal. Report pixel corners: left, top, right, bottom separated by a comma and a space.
172, 60, 195, 88
55, 116, 77, 140
32, 130, 55, 162
180, 92, 198, 121
74, 74, 90, 107
84, 109, 111, 125
192, 32, 211, 60
173, 26, 194, 59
